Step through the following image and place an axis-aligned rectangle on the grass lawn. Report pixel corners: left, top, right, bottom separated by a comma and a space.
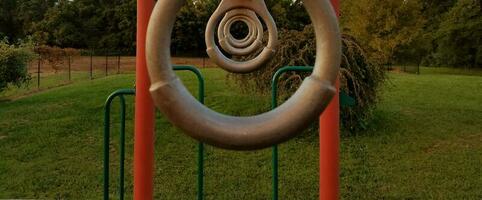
0, 69, 481, 199
1, 70, 122, 99
420, 66, 482, 76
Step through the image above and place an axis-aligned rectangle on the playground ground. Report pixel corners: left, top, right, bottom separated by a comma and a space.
0, 67, 481, 199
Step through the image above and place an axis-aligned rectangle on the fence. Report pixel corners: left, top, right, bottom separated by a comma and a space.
384, 64, 420, 74
28, 50, 134, 90
5, 49, 215, 98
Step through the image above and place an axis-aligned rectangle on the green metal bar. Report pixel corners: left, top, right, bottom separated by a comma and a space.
103, 97, 111, 200
172, 65, 206, 200
104, 66, 205, 200
271, 66, 314, 200
119, 95, 126, 200
104, 89, 135, 200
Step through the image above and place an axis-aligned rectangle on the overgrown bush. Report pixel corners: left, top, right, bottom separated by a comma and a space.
0, 39, 35, 93
229, 25, 386, 132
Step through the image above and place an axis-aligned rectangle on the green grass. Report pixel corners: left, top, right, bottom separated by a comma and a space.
0, 69, 481, 199
420, 66, 482, 76
1, 70, 120, 99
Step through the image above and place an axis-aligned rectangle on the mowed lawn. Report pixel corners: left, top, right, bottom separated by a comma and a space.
0, 68, 481, 199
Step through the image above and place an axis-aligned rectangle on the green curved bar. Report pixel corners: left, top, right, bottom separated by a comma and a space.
104, 89, 135, 200
271, 66, 313, 200
103, 66, 205, 200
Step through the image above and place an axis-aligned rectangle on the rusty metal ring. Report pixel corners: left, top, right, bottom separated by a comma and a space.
146, 0, 341, 150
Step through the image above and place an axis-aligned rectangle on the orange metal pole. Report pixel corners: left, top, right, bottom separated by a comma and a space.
319, 0, 340, 200
134, 0, 155, 199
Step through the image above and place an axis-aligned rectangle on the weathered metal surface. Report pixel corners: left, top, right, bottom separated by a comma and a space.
205, 0, 278, 73
145, 0, 341, 150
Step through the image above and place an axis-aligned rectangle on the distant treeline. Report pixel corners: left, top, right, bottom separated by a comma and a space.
1, 0, 480, 67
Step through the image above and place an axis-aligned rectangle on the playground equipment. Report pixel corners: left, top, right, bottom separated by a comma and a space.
145, 0, 340, 150
104, 0, 341, 199
205, 0, 278, 73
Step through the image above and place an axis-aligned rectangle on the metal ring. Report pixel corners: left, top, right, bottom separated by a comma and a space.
217, 9, 264, 56
220, 9, 263, 51
219, 14, 256, 48
146, 0, 341, 150
205, 0, 279, 73
224, 16, 256, 48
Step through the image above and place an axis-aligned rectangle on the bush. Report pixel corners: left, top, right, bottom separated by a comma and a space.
0, 39, 35, 93
229, 25, 386, 132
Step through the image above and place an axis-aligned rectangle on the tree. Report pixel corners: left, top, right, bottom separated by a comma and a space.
0, 0, 21, 42
432, 0, 482, 68
341, 0, 425, 65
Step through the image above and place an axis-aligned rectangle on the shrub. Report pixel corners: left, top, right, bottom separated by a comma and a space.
0, 39, 35, 93
229, 25, 386, 132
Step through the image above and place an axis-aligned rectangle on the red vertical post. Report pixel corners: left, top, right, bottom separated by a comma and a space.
134, 0, 155, 200
319, 0, 340, 200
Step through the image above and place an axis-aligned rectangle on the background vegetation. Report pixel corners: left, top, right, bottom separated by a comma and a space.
0, 39, 34, 92
1, 0, 480, 67
230, 26, 386, 131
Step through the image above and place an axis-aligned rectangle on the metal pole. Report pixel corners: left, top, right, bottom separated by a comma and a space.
103, 96, 112, 200
37, 58, 40, 89
105, 50, 108, 76
271, 66, 314, 200
195, 68, 205, 200
119, 95, 126, 200
171, 66, 205, 200
134, 0, 155, 199
319, 1, 340, 199
90, 50, 93, 80
103, 89, 135, 200
68, 56, 71, 81
117, 54, 121, 74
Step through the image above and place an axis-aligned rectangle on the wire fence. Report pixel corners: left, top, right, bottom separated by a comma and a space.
28, 52, 135, 89
26, 49, 214, 88
0, 49, 215, 99
384, 64, 420, 74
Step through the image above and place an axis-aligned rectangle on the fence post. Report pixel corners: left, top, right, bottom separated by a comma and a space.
68, 56, 71, 81
37, 58, 41, 89
90, 50, 93, 80
105, 50, 109, 76
117, 54, 121, 74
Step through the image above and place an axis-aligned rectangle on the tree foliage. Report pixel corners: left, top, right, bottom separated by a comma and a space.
341, 0, 425, 65
0, 0, 480, 67
432, 0, 482, 68
0, 39, 34, 92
